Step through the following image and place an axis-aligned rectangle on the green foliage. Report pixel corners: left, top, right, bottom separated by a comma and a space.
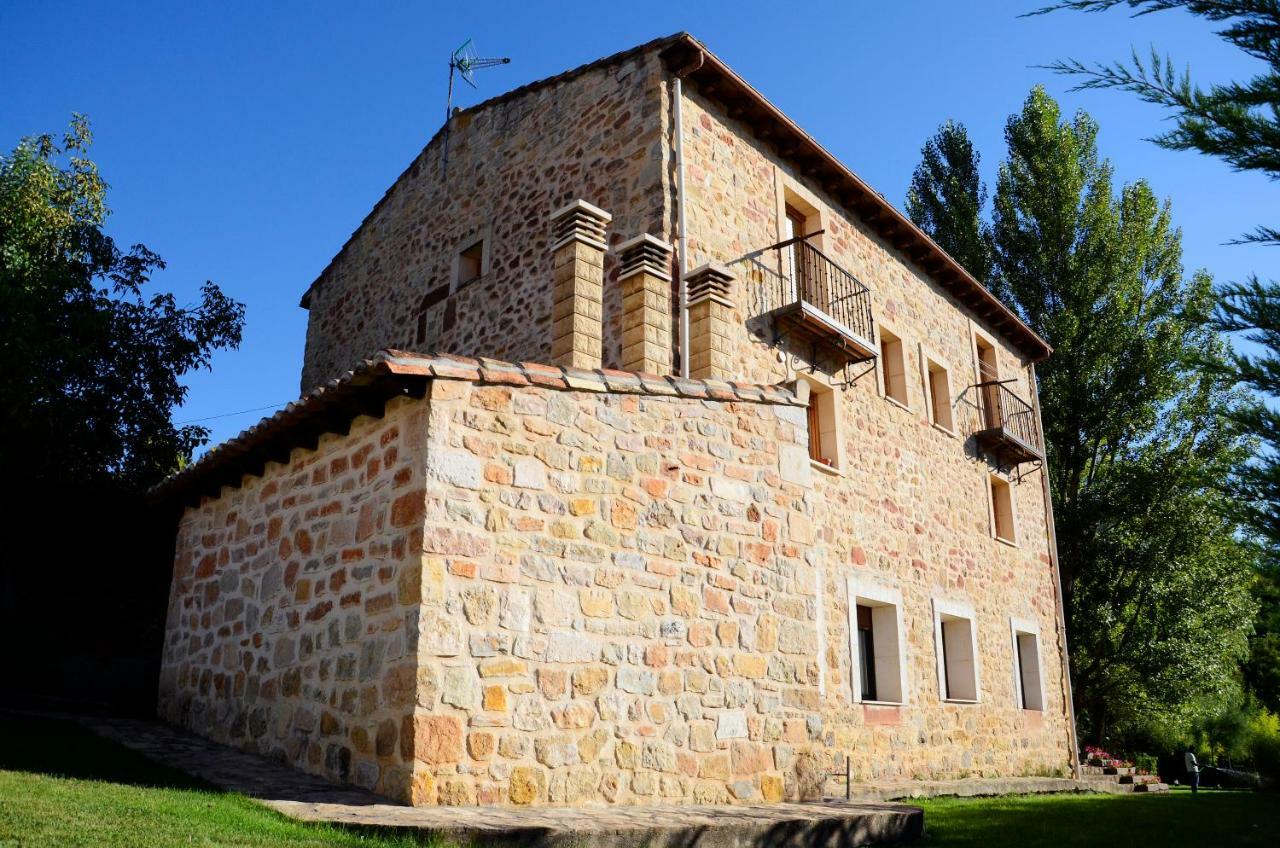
0, 116, 245, 493
905, 121, 994, 284
1035, 0, 1280, 751
908, 86, 1258, 744
988, 86, 1257, 744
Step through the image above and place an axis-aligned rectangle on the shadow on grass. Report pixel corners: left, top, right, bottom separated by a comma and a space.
0, 711, 214, 792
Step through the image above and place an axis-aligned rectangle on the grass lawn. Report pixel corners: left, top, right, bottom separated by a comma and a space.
916, 788, 1280, 847
0, 713, 437, 847
2, 712, 1277, 847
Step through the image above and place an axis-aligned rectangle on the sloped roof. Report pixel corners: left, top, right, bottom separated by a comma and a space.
299, 33, 1050, 362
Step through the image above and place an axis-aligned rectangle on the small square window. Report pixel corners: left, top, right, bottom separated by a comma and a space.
1011, 621, 1045, 711
457, 240, 484, 287
933, 599, 980, 702
880, 328, 908, 407
926, 358, 953, 432
990, 475, 1016, 544
848, 579, 907, 705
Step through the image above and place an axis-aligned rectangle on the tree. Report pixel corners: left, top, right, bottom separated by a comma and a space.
988, 87, 1255, 742
0, 116, 244, 493
1035, 0, 1280, 745
905, 121, 995, 284
0, 116, 244, 708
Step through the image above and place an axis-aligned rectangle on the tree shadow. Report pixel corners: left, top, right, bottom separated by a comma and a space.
0, 711, 215, 792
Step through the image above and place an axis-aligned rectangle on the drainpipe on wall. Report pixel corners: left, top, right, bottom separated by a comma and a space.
1030, 363, 1081, 779
671, 51, 703, 379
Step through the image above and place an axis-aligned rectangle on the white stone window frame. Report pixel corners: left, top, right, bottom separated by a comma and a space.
847, 576, 909, 706
986, 472, 1020, 547
450, 223, 493, 293
1010, 617, 1046, 711
932, 596, 981, 704
918, 343, 956, 436
792, 372, 845, 476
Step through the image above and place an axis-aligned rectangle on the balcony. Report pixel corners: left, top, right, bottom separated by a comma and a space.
755, 235, 877, 367
972, 380, 1044, 466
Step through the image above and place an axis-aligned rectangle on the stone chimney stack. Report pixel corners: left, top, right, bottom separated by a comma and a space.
685, 263, 736, 381
549, 200, 611, 370
617, 234, 674, 375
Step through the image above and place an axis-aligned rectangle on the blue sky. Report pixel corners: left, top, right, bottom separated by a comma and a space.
1, 1, 1271, 450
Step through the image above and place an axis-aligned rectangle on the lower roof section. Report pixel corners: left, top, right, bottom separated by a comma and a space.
151, 351, 802, 509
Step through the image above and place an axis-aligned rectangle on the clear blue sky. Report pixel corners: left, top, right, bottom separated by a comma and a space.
1, 0, 1270, 451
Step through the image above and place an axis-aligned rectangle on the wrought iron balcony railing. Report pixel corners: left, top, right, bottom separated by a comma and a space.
972, 379, 1043, 465
747, 234, 877, 367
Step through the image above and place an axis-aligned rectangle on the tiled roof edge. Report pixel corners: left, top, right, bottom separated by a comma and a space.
151, 349, 801, 506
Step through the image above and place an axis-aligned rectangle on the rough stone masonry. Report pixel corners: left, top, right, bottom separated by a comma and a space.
158, 32, 1075, 808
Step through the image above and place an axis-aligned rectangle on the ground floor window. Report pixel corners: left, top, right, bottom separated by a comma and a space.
1010, 618, 1045, 710
933, 598, 980, 702
847, 578, 906, 704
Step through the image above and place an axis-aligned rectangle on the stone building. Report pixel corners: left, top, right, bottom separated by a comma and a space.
156, 33, 1078, 807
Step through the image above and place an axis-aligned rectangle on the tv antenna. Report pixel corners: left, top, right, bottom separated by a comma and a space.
442, 38, 510, 176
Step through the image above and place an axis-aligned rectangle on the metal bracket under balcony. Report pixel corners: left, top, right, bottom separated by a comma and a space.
763, 234, 877, 369
972, 379, 1044, 469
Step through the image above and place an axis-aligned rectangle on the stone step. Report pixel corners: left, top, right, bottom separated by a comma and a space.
1104, 766, 1136, 776
1132, 782, 1169, 793
1118, 774, 1161, 785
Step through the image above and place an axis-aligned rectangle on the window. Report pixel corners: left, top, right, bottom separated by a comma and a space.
933, 598, 980, 702
781, 194, 821, 304
799, 377, 840, 469
1010, 619, 1045, 711
924, 356, 954, 432
847, 578, 907, 705
989, 474, 1016, 544
456, 240, 484, 287
974, 332, 1001, 429
880, 328, 908, 407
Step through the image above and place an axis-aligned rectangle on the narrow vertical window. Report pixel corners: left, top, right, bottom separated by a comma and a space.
926, 358, 953, 431
933, 599, 980, 703
880, 329, 908, 406
856, 604, 878, 701
847, 579, 906, 705
1012, 625, 1044, 711
990, 475, 1016, 544
975, 335, 1000, 429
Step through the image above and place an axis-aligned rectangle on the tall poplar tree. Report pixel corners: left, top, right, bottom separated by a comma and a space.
905, 121, 994, 285
991, 86, 1255, 741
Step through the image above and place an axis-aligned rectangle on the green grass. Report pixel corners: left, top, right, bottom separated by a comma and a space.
915, 789, 1280, 847
2, 713, 1278, 847
0, 713, 437, 847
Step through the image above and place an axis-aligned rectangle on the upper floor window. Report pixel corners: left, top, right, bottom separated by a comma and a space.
880, 327, 908, 407
456, 239, 485, 288
800, 377, 841, 470
924, 355, 954, 433
989, 474, 1017, 544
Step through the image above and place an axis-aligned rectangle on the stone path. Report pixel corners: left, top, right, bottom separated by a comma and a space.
38, 711, 924, 847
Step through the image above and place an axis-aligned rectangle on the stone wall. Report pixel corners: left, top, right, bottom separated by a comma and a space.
408, 375, 821, 806
157, 396, 429, 801
675, 84, 1073, 781
300, 49, 671, 392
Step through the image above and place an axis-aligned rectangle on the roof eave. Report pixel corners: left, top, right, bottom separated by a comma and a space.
659, 34, 1051, 363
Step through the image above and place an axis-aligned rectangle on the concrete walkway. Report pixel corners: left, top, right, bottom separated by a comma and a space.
48, 712, 924, 847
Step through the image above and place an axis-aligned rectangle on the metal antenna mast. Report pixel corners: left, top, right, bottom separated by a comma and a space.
442, 39, 510, 177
